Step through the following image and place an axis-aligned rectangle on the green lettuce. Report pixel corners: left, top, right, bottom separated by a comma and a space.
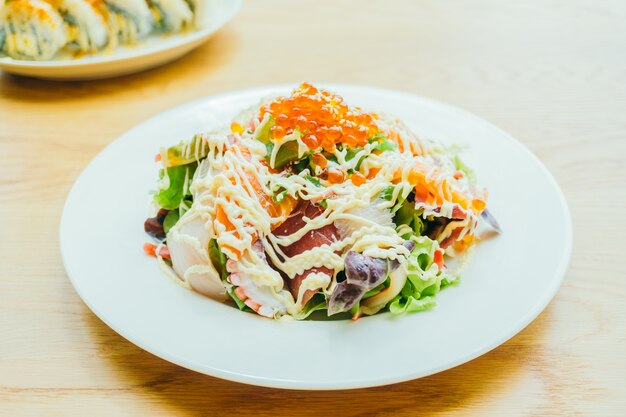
208, 239, 228, 281
155, 163, 196, 210
226, 285, 250, 311
210, 239, 252, 311
162, 135, 210, 167
293, 292, 328, 320
254, 114, 274, 144
262, 128, 304, 169
453, 155, 475, 182
395, 199, 425, 237
389, 295, 436, 314
378, 185, 396, 201
162, 210, 180, 234
372, 139, 397, 153
389, 236, 457, 315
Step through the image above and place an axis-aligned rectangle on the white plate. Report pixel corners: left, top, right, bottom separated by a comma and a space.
60, 84, 572, 390
0, 0, 241, 80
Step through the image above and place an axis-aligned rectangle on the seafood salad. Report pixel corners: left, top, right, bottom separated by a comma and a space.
0, 0, 204, 60
143, 83, 499, 320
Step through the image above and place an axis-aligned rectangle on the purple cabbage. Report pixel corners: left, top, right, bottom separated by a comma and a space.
328, 241, 415, 316
481, 209, 501, 232
328, 252, 388, 316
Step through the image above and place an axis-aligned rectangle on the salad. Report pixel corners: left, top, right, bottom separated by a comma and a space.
143, 83, 499, 320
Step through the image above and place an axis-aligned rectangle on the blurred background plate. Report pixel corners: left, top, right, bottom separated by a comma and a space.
0, 0, 241, 81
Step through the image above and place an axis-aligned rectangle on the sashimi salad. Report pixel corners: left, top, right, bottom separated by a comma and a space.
143, 83, 499, 320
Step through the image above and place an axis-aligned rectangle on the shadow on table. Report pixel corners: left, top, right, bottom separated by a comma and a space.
84, 304, 552, 417
0, 28, 239, 102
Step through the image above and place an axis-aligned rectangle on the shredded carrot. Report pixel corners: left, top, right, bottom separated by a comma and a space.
143, 243, 171, 259
388, 130, 404, 153
407, 169, 425, 186
433, 249, 444, 270
453, 234, 475, 253
471, 198, 486, 212
414, 183, 431, 204
215, 204, 242, 259
367, 167, 381, 179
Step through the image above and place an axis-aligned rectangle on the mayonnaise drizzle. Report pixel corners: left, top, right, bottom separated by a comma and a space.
166, 105, 486, 316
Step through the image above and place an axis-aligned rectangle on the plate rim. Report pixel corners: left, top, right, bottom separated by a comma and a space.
59, 83, 572, 390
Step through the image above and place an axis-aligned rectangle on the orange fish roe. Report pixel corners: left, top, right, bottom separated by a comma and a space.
350, 171, 366, 186
260, 82, 380, 151
311, 153, 328, 169
327, 167, 346, 184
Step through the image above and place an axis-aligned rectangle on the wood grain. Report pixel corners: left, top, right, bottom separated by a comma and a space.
1, 0, 625, 415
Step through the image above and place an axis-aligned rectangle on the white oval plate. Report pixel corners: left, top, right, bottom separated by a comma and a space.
0, 0, 240, 80
60, 84, 572, 390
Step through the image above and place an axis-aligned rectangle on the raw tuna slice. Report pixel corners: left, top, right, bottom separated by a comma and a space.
273, 202, 338, 305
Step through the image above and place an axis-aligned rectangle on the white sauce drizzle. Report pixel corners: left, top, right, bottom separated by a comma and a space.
164, 105, 486, 316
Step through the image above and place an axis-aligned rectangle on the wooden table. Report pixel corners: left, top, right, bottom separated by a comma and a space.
2, 0, 625, 415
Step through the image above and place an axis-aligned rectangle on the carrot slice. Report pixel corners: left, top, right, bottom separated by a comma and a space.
433, 249, 444, 270
143, 243, 171, 259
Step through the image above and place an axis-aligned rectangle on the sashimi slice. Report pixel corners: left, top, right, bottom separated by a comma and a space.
273, 202, 338, 305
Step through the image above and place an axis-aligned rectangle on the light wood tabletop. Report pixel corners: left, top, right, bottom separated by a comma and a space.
1, 0, 625, 415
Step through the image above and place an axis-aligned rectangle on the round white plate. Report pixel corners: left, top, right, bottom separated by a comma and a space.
60, 84, 572, 390
0, 0, 241, 80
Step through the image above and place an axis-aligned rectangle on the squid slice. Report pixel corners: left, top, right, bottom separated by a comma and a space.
167, 213, 227, 301
334, 203, 394, 240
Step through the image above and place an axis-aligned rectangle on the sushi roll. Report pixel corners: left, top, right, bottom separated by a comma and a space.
104, 0, 154, 44
53, 0, 109, 52
0, 3, 5, 53
0, 0, 68, 60
148, 0, 193, 32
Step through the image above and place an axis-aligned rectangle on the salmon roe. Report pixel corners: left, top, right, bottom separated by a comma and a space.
260, 82, 380, 151
350, 171, 366, 186
311, 153, 328, 168
327, 167, 346, 184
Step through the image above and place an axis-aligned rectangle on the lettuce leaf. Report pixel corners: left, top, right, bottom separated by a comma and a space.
265, 129, 303, 169
293, 292, 328, 320
453, 155, 475, 182
379, 185, 395, 201
226, 285, 250, 311
395, 199, 425, 236
255, 114, 274, 144
162, 210, 180, 234
388, 236, 455, 315
162, 134, 211, 167
208, 239, 228, 281
272, 140, 300, 169
155, 163, 196, 210
389, 294, 436, 314
372, 139, 397, 152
